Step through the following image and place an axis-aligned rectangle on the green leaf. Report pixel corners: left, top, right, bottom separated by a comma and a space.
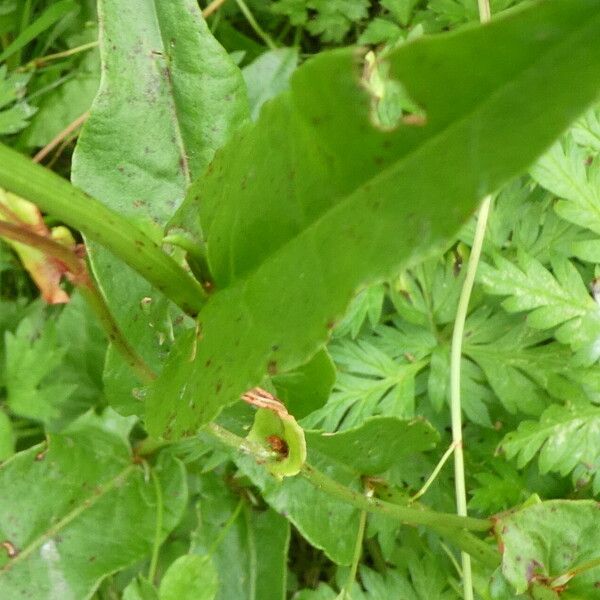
0, 412, 187, 599
500, 402, 600, 494
382, 0, 420, 26
0, 66, 36, 135
23, 46, 100, 148
333, 283, 385, 340
71, 0, 249, 414
192, 472, 289, 600
306, 0, 370, 43
495, 500, 600, 598
357, 18, 403, 46
243, 48, 298, 121
572, 105, 600, 153
0, 410, 14, 461
478, 252, 600, 365
272, 347, 336, 420
463, 312, 577, 415
531, 139, 600, 236
159, 555, 218, 600
123, 577, 159, 600
149, 0, 600, 438
304, 338, 425, 430
229, 416, 438, 564
4, 294, 106, 430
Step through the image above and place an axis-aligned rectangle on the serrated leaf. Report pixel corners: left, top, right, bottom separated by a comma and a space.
531, 139, 600, 236
500, 402, 600, 493
0, 65, 35, 135
304, 338, 425, 430
0, 413, 187, 599
192, 472, 289, 600
4, 293, 106, 430
306, 0, 370, 43
495, 500, 600, 598
71, 0, 249, 414
572, 105, 600, 153
478, 252, 600, 364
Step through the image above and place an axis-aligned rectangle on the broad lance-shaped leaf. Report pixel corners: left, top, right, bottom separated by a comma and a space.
71, 0, 248, 415
0, 412, 187, 599
215, 416, 438, 564
148, 0, 600, 438
495, 500, 600, 598
192, 472, 289, 600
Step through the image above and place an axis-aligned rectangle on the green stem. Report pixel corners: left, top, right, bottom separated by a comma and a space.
148, 468, 165, 584
0, 220, 155, 384
209, 498, 244, 554
235, 0, 277, 50
410, 441, 456, 503
301, 463, 490, 532
78, 283, 155, 384
0, 144, 206, 316
17, 40, 99, 71
206, 423, 491, 534
450, 195, 492, 600
342, 508, 367, 599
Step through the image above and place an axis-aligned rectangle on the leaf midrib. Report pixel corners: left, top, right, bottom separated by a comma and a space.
214, 9, 600, 299
0, 463, 138, 575
147, 0, 191, 186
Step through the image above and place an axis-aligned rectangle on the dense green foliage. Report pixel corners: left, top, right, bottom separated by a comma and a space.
1, 1, 600, 599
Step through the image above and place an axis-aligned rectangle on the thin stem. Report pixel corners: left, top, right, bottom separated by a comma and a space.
450, 4, 492, 597
342, 508, 367, 599
33, 111, 89, 163
0, 143, 206, 316
16, 40, 99, 71
450, 197, 492, 600
478, 0, 491, 22
0, 220, 155, 384
148, 468, 165, 584
234, 0, 277, 50
202, 0, 229, 18
209, 498, 244, 554
410, 441, 456, 503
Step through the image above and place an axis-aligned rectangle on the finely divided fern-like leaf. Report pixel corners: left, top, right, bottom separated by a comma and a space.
478, 252, 600, 364
531, 138, 600, 235
500, 402, 600, 494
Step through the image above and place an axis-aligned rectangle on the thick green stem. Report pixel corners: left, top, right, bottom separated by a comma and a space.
342, 508, 367, 599
0, 143, 206, 316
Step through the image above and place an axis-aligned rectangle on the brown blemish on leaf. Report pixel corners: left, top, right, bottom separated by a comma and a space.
1, 541, 18, 558
267, 360, 278, 375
